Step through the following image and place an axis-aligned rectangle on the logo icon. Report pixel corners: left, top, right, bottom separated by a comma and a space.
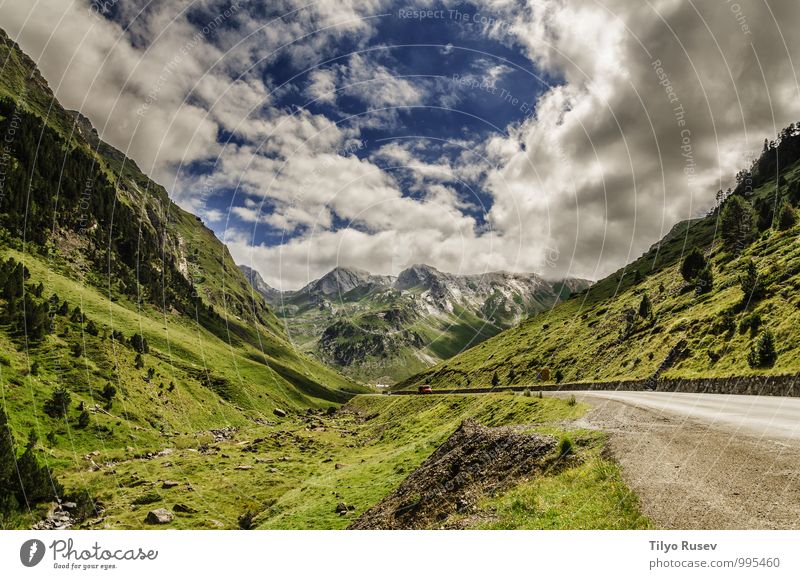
20, 539, 46, 567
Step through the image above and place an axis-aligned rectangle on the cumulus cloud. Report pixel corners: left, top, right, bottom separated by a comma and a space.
6, 0, 800, 290
477, 0, 800, 280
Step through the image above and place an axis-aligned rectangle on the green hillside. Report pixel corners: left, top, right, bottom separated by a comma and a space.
400, 130, 800, 390
0, 27, 366, 527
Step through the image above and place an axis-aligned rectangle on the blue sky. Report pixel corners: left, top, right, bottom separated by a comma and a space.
6, 0, 800, 288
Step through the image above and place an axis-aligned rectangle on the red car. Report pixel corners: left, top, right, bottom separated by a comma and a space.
417, 385, 432, 394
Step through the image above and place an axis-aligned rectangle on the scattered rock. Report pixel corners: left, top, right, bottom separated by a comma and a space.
145, 508, 174, 524
334, 463, 346, 470
335, 502, 349, 515
235, 465, 253, 470
173, 503, 197, 514
162, 480, 181, 489
61, 502, 77, 510
273, 408, 287, 418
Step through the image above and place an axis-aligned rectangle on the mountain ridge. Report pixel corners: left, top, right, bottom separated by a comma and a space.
240, 262, 591, 382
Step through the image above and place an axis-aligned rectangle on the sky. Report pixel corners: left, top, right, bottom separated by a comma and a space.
2, 0, 800, 290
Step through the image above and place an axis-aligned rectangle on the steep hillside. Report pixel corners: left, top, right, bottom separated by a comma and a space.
400, 127, 800, 390
242, 263, 590, 383
0, 27, 366, 526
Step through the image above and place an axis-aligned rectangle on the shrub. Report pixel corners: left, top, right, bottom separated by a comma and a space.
130, 333, 149, 354
491, 371, 499, 388
238, 508, 258, 530
43, 387, 72, 419
557, 435, 574, 458
71, 342, 83, 357
720, 195, 757, 252
566, 394, 577, 406
695, 265, 714, 295
70, 307, 83, 323
555, 369, 564, 383
638, 293, 652, 319
77, 410, 90, 429
740, 259, 761, 303
748, 330, 777, 368
738, 313, 761, 336
680, 247, 706, 282
0, 418, 63, 513
777, 200, 797, 230
101, 383, 116, 402
85, 320, 99, 336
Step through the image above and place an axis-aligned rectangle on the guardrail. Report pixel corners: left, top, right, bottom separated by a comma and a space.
392, 373, 800, 397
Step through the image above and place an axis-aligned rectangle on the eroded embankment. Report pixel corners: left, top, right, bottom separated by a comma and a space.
348, 419, 560, 529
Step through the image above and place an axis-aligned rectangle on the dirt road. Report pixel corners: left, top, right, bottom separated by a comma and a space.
569, 392, 800, 529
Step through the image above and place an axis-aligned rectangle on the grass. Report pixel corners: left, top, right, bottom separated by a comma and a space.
44, 393, 649, 530
399, 163, 800, 391
473, 454, 650, 530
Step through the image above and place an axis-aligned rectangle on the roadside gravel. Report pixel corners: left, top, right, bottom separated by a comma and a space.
570, 394, 800, 529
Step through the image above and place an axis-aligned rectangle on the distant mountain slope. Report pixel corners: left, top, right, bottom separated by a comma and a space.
0, 27, 365, 460
241, 263, 590, 383
398, 126, 800, 391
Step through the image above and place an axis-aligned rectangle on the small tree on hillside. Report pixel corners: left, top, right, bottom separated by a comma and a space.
680, 247, 706, 282
638, 293, 652, 319
720, 195, 757, 252
491, 371, 499, 388
695, 265, 714, 295
777, 200, 797, 230
740, 259, 761, 303
14, 431, 62, 507
748, 330, 777, 368
43, 387, 71, 419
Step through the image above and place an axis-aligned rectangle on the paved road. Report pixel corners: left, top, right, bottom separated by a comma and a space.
564, 391, 800, 528
568, 391, 800, 440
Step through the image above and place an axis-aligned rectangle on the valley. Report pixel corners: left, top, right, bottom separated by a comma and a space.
242, 263, 589, 384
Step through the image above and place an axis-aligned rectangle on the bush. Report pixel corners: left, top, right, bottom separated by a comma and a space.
738, 313, 761, 336
491, 371, 499, 388
43, 387, 72, 419
680, 247, 706, 282
740, 259, 761, 303
557, 435, 574, 458
567, 394, 577, 406
555, 369, 564, 383
0, 415, 62, 514
720, 195, 757, 252
777, 200, 797, 230
101, 383, 116, 402
130, 334, 149, 354
238, 508, 258, 530
748, 330, 777, 368
638, 293, 652, 319
85, 320, 99, 336
76, 410, 90, 429
695, 265, 714, 295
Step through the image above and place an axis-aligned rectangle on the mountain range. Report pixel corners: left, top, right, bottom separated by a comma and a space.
400, 127, 800, 391
240, 263, 590, 383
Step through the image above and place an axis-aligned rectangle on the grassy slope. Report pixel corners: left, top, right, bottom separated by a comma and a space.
0, 27, 371, 529
400, 161, 800, 391
56, 393, 646, 530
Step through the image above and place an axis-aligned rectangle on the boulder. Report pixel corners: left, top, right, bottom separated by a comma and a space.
161, 480, 181, 489
273, 408, 287, 418
145, 508, 174, 524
